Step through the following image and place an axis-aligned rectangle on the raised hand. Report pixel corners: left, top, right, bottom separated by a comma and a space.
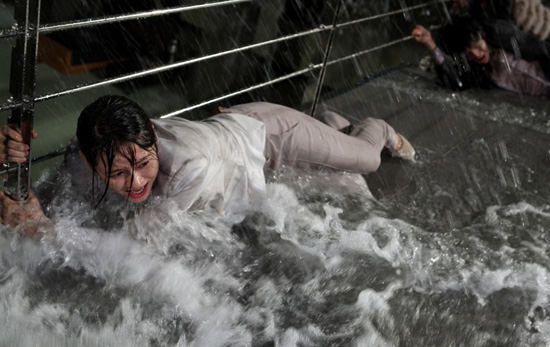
412, 25, 437, 52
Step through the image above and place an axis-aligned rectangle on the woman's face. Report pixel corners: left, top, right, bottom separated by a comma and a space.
95, 143, 159, 203
465, 39, 490, 65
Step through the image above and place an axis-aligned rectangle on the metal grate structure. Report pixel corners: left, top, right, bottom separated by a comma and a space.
0, 0, 449, 200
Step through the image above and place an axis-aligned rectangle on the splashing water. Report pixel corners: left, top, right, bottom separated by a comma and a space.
1, 164, 550, 346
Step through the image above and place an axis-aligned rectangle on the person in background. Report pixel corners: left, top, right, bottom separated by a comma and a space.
449, 0, 550, 75
0, 96, 415, 239
412, 16, 550, 97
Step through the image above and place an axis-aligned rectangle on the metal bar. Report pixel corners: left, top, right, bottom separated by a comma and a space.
0, 100, 25, 113
28, 147, 66, 165
0, 28, 21, 39
337, 0, 448, 30
0, 1, 246, 40
0, 147, 66, 176
15, 0, 452, 168
325, 36, 414, 67
161, 36, 416, 119
27, 34, 416, 162
399, 0, 413, 22
310, 0, 343, 117
5, 0, 41, 201
24, 67, 321, 165
439, 0, 452, 22
39, 0, 252, 34
35, 25, 330, 102
160, 65, 321, 118
30, 0, 448, 102
0, 0, 448, 40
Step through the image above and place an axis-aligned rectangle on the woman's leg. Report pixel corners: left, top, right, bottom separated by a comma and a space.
318, 108, 415, 161
222, 102, 397, 174
316, 107, 352, 133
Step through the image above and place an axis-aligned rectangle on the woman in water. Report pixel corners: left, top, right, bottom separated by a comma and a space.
412, 16, 550, 96
0, 95, 414, 239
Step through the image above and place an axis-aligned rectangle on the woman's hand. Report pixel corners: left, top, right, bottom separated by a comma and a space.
412, 25, 438, 52
0, 190, 49, 240
0, 125, 38, 164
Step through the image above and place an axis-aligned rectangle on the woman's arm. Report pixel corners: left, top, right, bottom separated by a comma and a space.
0, 126, 50, 239
412, 24, 438, 52
412, 25, 488, 90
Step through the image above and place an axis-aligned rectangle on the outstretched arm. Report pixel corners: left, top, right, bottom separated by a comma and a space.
412, 24, 486, 90
0, 125, 49, 239
412, 25, 438, 52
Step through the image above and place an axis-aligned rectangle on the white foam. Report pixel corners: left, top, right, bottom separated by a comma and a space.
2, 177, 550, 345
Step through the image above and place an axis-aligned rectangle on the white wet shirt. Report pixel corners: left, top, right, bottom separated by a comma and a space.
151, 113, 267, 214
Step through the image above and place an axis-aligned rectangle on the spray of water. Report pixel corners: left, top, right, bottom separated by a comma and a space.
2, 166, 550, 346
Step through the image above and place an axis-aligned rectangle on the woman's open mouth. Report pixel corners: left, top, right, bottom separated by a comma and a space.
128, 183, 148, 199
475, 54, 489, 64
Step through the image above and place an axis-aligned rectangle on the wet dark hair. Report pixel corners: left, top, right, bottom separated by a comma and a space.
77, 95, 157, 206
439, 16, 485, 54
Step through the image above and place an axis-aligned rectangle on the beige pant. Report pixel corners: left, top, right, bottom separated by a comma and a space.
222, 102, 396, 174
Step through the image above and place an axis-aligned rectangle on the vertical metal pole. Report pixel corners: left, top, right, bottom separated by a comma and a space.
5, 0, 41, 201
310, 0, 343, 117
440, 0, 452, 22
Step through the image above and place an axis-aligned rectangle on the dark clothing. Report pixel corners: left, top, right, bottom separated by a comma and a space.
431, 0, 550, 93
431, 46, 550, 97
431, 47, 494, 90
